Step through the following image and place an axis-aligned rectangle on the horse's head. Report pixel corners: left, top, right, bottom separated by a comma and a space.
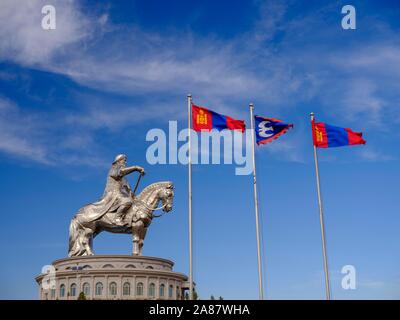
135, 181, 174, 215
159, 181, 174, 213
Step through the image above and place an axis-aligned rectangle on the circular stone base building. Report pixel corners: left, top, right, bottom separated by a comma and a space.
35, 255, 189, 300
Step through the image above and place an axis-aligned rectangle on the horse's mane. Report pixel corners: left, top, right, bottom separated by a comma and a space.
137, 181, 172, 199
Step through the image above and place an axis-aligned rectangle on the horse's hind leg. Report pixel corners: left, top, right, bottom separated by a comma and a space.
69, 218, 92, 256
82, 228, 94, 255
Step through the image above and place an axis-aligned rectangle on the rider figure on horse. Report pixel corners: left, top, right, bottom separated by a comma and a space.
104, 154, 145, 223
68, 154, 173, 257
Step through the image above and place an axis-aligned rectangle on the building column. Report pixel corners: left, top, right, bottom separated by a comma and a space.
66, 277, 70, 300
91, 276, 95, 300
146, 276, 149, 299
119, 275, 123, 300
132, 276, 136, 299
105, 276, 109, 300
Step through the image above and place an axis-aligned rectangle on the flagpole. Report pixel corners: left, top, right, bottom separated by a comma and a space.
310, 112, 331, 300
249, 103, 264, 300
188, 93, 193, 300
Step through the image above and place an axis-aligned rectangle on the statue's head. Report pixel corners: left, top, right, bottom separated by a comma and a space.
113, 154, 127, 165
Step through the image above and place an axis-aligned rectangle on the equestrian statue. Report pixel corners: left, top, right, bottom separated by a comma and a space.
68, 154, 174, 257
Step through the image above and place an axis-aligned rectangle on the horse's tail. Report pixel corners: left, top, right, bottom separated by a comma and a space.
68, 217, 80, 257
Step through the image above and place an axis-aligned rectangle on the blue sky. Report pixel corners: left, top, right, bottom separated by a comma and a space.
0, 0, 399, 299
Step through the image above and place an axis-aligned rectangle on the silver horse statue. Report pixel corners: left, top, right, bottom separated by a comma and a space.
68, 154, 174, 257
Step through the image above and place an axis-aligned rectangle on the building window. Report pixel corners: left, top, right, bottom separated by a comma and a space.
176, 286, 180, 300
168, 285, 173, 298
136, 282, 143, 296
83, 283, 90, 296
50, 288, 56, 299
159, 284, 165, 297
148, 283, 156, 298
95, 282, 103, 296
109, 282, 117, 296
60, 284, 65, 297
70, 283, 77, 297
123, 282, 130, 296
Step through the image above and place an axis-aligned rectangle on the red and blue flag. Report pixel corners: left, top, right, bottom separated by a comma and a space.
254, 116, 293, 145
312, 120, 366, 148
192, 104, 245, 132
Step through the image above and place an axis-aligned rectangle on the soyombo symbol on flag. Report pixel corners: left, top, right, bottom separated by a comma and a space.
192, 104, 245, 132
254, 116, 293, 145
312, 120, 366, 148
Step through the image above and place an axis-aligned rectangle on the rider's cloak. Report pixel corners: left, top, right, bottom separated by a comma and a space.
75, 163, 133, 223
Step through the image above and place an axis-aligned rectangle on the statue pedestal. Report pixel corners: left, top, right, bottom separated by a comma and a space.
35, 255, 189, 300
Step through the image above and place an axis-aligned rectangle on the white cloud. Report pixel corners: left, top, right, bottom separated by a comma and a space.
357, 148, 395, 162
0, 97, 50, 164
340, 79, 384, 120
0, 0, 92, 65
253, 0, 289, 43
0, 0, 315, 107
0, 0, 399, 165
358, 280, 386, 288
62, 93, 187, 131
0, 96, 110, 167
0, 90, 187, 167
259, 139, 306, 163
1, 0, 398, 117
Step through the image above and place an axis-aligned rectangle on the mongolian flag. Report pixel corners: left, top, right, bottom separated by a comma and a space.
312, 120, 366, 148
192, 104, 245, 132
254, 115, 293, 145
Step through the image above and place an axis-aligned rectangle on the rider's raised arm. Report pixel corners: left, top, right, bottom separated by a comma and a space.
120, 166, 145, 177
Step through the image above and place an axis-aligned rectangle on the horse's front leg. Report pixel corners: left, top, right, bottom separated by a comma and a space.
131, 221, 144, 256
